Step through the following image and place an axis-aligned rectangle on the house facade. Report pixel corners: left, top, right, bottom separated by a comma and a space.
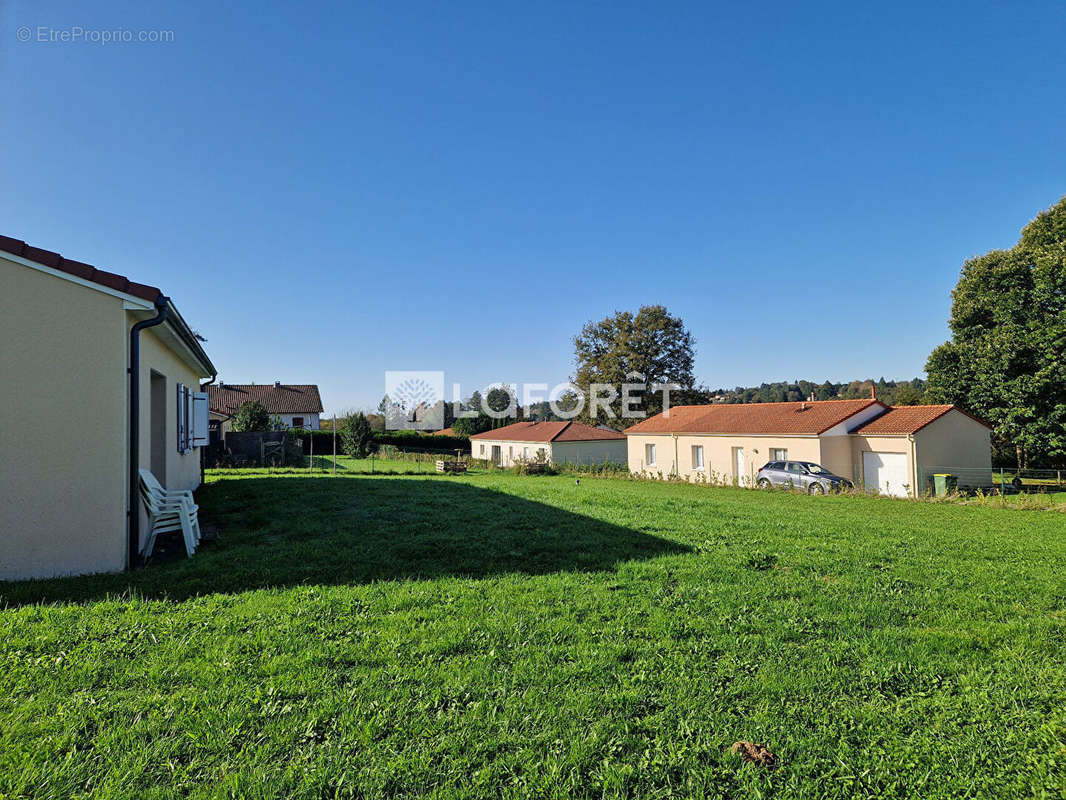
470, 421, 627, 466
625, 399, 992, 497
206, 382, 323, 430
0, 235, 216, 581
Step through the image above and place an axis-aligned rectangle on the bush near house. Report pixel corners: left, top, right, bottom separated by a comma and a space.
230, 400, 271, 432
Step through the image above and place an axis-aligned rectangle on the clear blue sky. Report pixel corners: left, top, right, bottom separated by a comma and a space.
3, 1, 1064, 414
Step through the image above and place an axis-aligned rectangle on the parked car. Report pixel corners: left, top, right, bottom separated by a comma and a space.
756, 460, 853, 494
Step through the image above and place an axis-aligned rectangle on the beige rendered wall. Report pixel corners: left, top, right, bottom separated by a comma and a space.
913, 411, 993, 491
0, 256, 129, 580
133, 322, 210, 551
627, 433, 823, 483
818, 436, 855, 481
471, 438, 551, 466
550, 439, 627, 466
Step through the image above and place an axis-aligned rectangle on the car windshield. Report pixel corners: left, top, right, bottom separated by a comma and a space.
805, 463, 830, 474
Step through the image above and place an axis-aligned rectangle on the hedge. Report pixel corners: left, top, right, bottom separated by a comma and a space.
286, 428, 469, 455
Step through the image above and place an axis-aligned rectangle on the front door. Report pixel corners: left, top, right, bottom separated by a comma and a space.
491, 445, 501, 465
732, 447, 746, 485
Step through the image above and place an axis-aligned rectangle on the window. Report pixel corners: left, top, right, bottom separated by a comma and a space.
645, 443, 656, 466
787, 462, 806, 474
770, 448, 788, 461
479, 444, 485, 456
292, 417, 304, 428
692, 445, 704, 469
523, 446, 529, 460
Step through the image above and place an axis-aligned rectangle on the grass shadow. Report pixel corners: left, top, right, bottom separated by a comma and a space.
0, 477, 689, 606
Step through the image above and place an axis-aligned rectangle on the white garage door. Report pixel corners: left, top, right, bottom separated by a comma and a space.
863, 452, 910, 497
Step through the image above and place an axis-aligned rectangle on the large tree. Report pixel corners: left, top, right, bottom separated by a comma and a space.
572, 305, 696, 428
926, 197, 1066, 468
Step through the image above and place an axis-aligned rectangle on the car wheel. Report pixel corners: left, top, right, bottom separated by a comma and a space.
757, 478, 771, 489
808, 482, 825, 495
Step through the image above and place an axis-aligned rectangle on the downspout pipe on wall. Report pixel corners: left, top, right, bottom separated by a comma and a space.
128, 296, 170, 570
199, 372, 218, 486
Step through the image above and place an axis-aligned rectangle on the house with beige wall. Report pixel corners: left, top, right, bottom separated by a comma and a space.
0, 234, 216, 581
470, 421, 627, 466
625, 398, 992, 497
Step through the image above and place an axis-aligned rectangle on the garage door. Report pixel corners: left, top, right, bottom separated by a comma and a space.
863, 452, 909, 497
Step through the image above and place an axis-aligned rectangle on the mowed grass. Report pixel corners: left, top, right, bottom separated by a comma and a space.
2, 473, 1066, 799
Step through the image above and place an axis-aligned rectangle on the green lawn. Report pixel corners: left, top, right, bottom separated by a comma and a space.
2, 473, 1065, 799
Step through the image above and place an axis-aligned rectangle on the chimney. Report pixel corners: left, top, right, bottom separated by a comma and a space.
275, 380, 281, 388
800, 401, 807, 411
870, 384, 876, 400
809, 391, 816, 402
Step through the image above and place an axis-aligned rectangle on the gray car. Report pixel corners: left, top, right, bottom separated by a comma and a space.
756, 460, 853, 494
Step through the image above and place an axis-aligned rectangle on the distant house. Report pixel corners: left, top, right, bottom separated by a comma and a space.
1, 234, 216, 580
470, 421, 627, 466
206, 382, 324, 430
624, 398, 992, 497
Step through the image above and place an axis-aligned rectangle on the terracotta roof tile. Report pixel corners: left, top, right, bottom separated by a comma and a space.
625, 399, 885, 436
0, 234, 164, 303
207, 384, 324, 415
470, 420, 625, 442
852, 405, 991, 434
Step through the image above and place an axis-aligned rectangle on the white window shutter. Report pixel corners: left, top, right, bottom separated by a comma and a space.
184, 386, 194, 453
176, 382, 185, 453
193, 392, 209, 446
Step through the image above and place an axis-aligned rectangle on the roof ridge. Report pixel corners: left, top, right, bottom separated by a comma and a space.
708, 397, 879, 406
549, 420, 572, 442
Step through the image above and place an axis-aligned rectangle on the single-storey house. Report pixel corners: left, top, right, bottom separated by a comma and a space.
206, 382, 323, 430
1, 234, 216, 581
470, 421, 627, 466
624, 398, 992, 497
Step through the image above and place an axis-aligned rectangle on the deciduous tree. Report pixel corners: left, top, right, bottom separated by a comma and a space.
926, 197, 1066, 467
572, 305, 695, 428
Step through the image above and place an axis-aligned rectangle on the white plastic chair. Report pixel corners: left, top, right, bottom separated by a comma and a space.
138, 469, 201, 557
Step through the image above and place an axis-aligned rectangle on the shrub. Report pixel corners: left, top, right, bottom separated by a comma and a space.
340, 412, 377, 458
374, 431, 470, 452
231, 401, 270, 432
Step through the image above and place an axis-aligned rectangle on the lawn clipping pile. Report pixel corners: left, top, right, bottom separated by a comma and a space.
2, 470, 1065, 799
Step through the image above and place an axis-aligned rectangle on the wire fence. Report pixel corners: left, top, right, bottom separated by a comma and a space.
917, 466, 1066, 495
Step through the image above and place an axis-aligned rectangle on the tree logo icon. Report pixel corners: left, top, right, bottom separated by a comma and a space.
383, 371, 445, 430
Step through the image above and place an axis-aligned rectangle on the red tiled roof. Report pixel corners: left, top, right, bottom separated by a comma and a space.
206, 384, 323, 415
624, 399, 885, 436
434, 427, 457, 436
0, 234, 163, 302
852, 405, 991, 434
469, 420, 626, 442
